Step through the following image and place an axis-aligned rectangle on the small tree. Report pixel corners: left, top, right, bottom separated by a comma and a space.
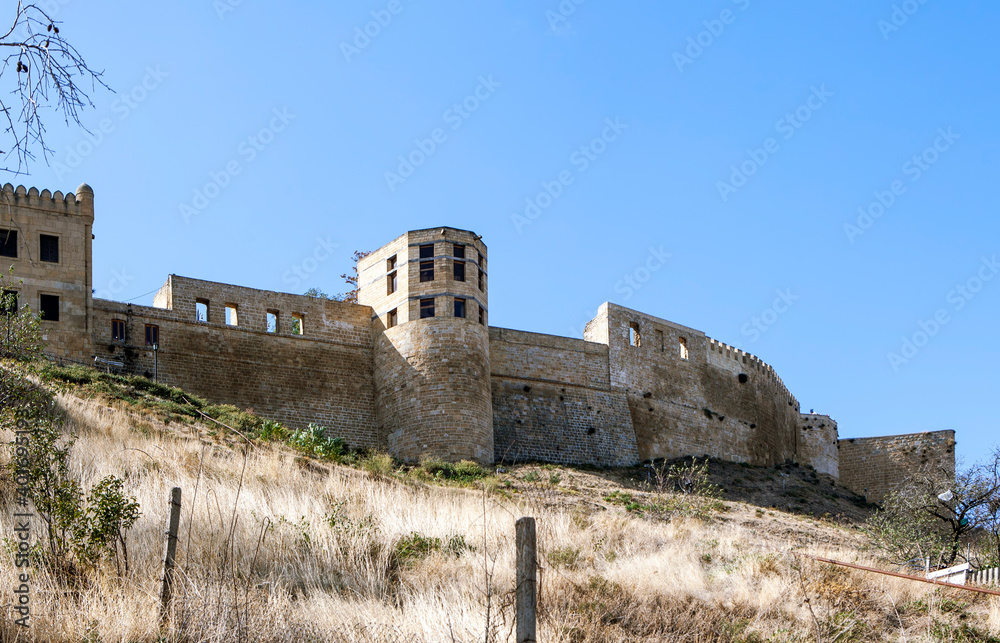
336, 250, 371, 304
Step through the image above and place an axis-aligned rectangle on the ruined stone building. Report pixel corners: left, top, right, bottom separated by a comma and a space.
1, 183, 955, 500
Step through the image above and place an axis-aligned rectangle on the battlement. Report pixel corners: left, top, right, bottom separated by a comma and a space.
707, 337, 792, 398
0, 182, 93, 220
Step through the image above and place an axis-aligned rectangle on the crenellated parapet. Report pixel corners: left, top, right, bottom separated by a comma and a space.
0, 182, 94, 222
706, 337, 795, 406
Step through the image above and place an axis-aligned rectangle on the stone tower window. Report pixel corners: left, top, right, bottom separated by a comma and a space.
453, 244, 465, 258
679, 337, 689, 360
111, 319, 126, 341
0, 229, 17, 258
196, 299, 209, 323
479, 305, 485, 325
291, 313, 304, 335
387, 254, 397, 271
39, 234, 59, 263
628, 322, 641, 347
145, 324, 159, 346
225, 304, 239, 326
266, 310, 279, 333
419, 298, 435, 319
478, 268, 485, 291
387, 270, 398, 294
419, 244, 434, 259
454, 298, 466, 318
39, 294, 59, 321
420, 260, 434, 282
478, 252, 485, 269
387, 308, 398, 328
453, 261, 465, 282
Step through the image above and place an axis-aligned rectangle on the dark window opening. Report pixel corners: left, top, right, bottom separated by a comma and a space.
386, 254, 397, 271
1, 290, 17, 316
387, 308, 398, 328
478, 269, 485, 291
39, 234, 59, 263
419, 244, 434, 259
145, 324, 159, 346
478, 252, 485, 269
419, 260, 434, 282
387, 270, 398, 294
266, 310, 278, 333
453, 260, 465, 282
0, 230, 17, 258
454, 298, 466, 318
453, 244, 465, 258
111, 319, 126, 341
196, 299, 209, 322
419, 298, 435, 319
39, 294, 59, 321
479, 305, 485, 325
738, 373, 749, 384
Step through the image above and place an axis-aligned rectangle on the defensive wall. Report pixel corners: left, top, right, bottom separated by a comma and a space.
838, 430, 956, 502
2, 182, 959, 491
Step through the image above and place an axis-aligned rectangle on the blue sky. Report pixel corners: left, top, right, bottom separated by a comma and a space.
16, 1, 999, 467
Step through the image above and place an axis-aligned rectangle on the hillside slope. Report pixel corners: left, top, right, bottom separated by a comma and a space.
0, 369, 997, 642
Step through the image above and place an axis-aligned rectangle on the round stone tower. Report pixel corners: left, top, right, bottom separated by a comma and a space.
358, 227, 493, 464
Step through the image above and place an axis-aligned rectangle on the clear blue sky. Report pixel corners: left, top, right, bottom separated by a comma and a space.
19, 1, 999, 468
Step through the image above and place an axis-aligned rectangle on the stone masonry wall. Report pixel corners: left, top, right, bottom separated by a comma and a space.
0, 183, 94, 359
90, 275, 379, 449
798, 413, 839, 478
489, 327, 638, 466
838, 430, 956, 502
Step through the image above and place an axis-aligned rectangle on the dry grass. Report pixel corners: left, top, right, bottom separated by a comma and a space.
0, 393, 997, 642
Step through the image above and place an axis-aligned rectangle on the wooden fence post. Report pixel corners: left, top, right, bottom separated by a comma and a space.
516, 516, 537, 643
159, 487, 182, 623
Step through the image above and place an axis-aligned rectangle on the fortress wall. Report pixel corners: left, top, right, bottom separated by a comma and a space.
798, 413, 839, 478
588, 303, 800, 465
838, 430, 956, 502
374, 318, 493, 463
488, 327, 637, 466
90, 295, 380, 449
0, 183, 94, 359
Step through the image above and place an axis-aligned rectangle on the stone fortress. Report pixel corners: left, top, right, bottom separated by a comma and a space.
1, 183, 955, 501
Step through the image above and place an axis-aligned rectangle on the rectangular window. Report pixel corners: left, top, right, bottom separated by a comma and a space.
479, 305, 485, 326
387, 270, 398, 295
387, 308, 398, 329
266, 310, 278, 333
291, 313, 304, 335
111, 319, 126, 341
419, 244, 434, 259
386, 254, 397, 271
629, 321, 641, 347
453, 260, 465, 282
225, 304, 238, 326
1, 290, 17, 316
419, 260, 434, 282
39, 294, 59, 321
453, 244, 465, 259
0, 229, 17, 258
679, 337, 689, 360
454, 298, 466, 318
419, 298, 435, 319
145, 324, 159, 347
478, 269, 485, 291
196, 299, 209, 323
478, 252, 485, 268
39, 234, 59, 263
